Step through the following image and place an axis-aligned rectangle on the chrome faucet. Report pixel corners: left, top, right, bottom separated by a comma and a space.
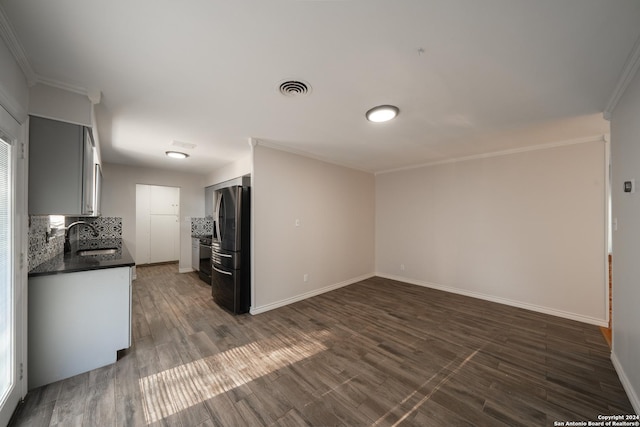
64, 221, 100, 253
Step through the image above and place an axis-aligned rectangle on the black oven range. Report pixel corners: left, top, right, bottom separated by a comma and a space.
198, 235, 213, 285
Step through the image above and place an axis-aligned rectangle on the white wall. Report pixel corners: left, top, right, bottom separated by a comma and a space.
610, 67, 640, 413
376, 139, 607, 325
204, 154, 251, 186
252, 144, 375, 313
28, 83, 92, 126
101, 162, 205, 272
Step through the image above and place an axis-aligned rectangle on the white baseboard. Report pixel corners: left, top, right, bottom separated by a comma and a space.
250, 273, 375, 315
611, 351, 640, 415
375, 272, 608, 327
179, 267, 194, 273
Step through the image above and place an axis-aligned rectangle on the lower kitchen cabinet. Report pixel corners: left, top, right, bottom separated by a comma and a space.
27, 267, 132, 389
192, 237, 199, 271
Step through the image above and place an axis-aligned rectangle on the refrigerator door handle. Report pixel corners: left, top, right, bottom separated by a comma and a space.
215, 191, 222, 240
213, 265, 233, 276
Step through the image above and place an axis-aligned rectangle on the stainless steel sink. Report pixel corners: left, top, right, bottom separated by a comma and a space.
77, 248, 118, 256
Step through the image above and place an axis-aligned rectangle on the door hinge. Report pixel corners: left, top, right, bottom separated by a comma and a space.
20, 142, 25, 159
19, 363, 23, 380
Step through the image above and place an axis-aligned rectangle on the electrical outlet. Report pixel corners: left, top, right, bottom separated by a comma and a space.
303, 273, 308, 282
401, 264, 405, 271
295, 219, 301, 227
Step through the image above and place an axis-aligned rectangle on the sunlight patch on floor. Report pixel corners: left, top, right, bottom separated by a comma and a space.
139, 330, 330, 424
373, 347, 482, 426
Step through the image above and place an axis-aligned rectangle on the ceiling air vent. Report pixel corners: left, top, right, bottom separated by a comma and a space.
278, 80, 311, 97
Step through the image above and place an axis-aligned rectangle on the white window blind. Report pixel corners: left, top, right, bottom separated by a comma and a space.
0, 135, 11, 400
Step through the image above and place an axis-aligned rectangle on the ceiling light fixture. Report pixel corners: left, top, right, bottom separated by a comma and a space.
165, 151, 189, 159
366, 105, 399, 122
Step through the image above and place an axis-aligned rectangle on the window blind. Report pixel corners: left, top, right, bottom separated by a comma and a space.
0, 136, 11, 399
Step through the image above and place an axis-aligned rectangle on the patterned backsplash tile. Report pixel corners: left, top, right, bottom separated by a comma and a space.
28, 215, 64, 271
28, 216, 123, 272
191, 217, 213, 237
76, 216, 123, 239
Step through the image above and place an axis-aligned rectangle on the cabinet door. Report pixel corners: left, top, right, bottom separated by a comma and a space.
149, 214, 179, 263
28, 116, 83, 215
149, 185, 179, 215
28, 267, 131, 389
81, 129, 96, 215
205, 186, 214, 217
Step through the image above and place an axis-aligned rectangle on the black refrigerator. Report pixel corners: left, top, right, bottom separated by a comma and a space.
211, 184, 250, 314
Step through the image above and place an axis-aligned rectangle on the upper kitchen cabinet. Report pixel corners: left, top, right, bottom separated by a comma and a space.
149, 185, 179, 215
205, 185, 214, 217
28, 116, 101, 216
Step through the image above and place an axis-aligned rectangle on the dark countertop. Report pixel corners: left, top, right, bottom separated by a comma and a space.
28, 239, 135, 277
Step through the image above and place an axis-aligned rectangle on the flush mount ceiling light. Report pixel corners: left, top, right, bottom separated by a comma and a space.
165, 151, 189, 159
366, 105, 399, 122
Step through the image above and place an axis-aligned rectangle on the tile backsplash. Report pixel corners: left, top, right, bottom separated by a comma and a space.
191, 217, 213, 237
28, 216, 123, 272
75, 216, 123, 239
28, 216, 64, 271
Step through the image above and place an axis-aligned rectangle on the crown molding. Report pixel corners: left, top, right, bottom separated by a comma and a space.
0, 5, 37, 86
0, 5, 93, 101
34, 75, 88, 97
375, 134, 607, 176
604, 34, 640, 120
255, 139, 373, 174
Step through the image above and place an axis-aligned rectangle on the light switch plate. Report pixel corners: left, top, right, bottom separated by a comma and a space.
624, 179, 635, 193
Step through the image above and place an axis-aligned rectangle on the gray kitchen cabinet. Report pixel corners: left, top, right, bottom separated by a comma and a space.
28, 115, 101, 215
192, 237, 199, 271
205, 185, 214, 217
28, 266, 132, 389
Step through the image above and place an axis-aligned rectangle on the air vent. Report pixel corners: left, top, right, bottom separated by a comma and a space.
172, 140, 197, 149
279, 80, 311, 97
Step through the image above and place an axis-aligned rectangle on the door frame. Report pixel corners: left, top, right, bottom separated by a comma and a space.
0, 108, 27, 426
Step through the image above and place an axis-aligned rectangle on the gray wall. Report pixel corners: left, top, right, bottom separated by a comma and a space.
28, 83, 92, 126
252, 144, 375, 312
101, 162, 205, 271
376, 139, 607, 325
0, 35, 28, 123
610, 67, 640, 413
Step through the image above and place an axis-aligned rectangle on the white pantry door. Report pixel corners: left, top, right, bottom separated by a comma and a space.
135, 184, 180, 264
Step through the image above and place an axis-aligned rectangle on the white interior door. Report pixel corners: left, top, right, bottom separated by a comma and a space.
0, 114, 25, 425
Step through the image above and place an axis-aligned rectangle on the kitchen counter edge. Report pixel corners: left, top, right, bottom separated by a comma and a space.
28, 239, 135, 277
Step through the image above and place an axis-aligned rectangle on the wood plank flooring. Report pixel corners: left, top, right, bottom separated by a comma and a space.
10, 264, 634, 426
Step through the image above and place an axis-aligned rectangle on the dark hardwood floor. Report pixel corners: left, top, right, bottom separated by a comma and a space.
10, 264, 634, 426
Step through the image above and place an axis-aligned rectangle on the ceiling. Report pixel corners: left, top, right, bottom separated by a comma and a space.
2, 0, 640, 174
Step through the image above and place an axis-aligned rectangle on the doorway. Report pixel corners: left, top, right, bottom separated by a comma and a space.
601, 142, 612, 347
